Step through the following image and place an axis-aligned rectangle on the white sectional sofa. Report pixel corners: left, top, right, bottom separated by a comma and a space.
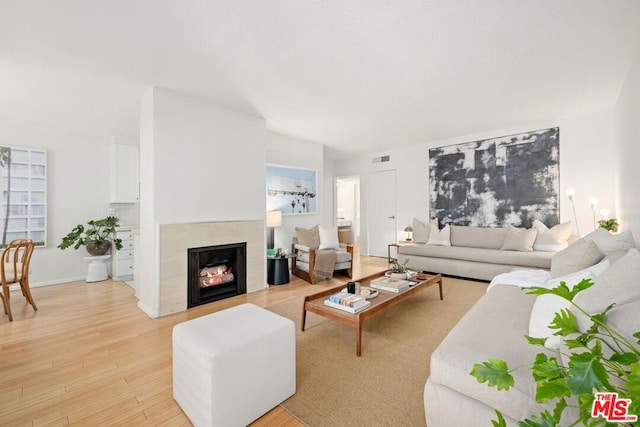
423, 228, 639, 426
398, 222, 569, 281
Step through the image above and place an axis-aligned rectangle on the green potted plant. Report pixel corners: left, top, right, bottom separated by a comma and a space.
598, 218, 620, 233
58, 216, 123, 256
388, 258, 412, 279
471, 279, 639, 426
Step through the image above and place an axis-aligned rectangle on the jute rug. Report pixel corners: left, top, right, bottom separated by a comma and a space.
267, 276, 488, 427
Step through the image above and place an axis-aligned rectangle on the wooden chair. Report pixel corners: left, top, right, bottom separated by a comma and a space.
290, 239, 353, 285
0, 238, 37, 321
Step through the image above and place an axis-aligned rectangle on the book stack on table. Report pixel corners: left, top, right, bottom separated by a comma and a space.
369, 276, 411, 293
324, 292, 371, 313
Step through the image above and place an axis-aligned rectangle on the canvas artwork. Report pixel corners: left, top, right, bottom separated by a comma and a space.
266, 164, 317, 215
429, 127, 560, 228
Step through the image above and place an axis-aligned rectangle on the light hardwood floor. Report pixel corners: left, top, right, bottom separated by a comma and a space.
0, 254, 389, 426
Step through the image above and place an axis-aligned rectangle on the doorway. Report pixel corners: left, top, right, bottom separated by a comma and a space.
368, 170, 397, 257
336, 176, 360, 244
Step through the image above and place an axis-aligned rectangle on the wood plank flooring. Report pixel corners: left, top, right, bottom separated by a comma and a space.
0, 255, 389, 426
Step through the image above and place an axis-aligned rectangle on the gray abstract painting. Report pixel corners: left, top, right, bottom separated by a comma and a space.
429, 127, 560, 228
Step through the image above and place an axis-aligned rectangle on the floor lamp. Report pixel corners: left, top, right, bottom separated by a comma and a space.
266, 210, 282, 250
567, 188, 580, 236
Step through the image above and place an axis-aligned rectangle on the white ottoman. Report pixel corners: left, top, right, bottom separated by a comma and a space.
172, 303, 296, 427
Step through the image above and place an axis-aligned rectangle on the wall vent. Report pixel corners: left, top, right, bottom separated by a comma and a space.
372, 155, 391, 163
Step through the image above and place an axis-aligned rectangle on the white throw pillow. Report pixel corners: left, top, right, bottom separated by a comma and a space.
531, 220, 572, 252
501, 225, 537, 252
412, 218, 435, 243
318, 225, 340, 250
583, 228, 636, 255
427, 223, 451, 246
528, 258, 610, 349
550, 238, 604, 277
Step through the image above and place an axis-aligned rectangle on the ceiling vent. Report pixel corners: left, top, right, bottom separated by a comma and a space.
372, 155, 390, 163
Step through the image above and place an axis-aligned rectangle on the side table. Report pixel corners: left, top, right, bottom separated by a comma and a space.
267, 254, 295, 285
388, 241, 412, 263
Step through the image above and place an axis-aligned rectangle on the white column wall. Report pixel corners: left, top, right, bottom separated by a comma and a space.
138, 87, 266, 317
613, 45, 640, 246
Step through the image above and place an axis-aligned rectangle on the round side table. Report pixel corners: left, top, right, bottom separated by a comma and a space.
267, 254, 295, 285
83, 254, 111, 282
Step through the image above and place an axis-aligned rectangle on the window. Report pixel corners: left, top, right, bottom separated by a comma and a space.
0, 146, 47, 248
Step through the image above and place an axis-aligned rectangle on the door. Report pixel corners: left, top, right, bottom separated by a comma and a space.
368, 170, 397, 257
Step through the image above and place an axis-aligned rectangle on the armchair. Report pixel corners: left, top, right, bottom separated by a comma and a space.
290, 225, 353, 284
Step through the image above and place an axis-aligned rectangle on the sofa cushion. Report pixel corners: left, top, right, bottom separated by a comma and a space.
573, 248, 640, 318
501, 225, 537, 252
549, 239, 603, 277
413, 218, 436, 243
399, 244, 553, 269
583, 228, 635, 255
532, 220, 572, 252
318, 226, 340, 250
427, 223, 451, 246
430, 285, 556, 421
450, 226, 507, 249
295, 226, 319, 249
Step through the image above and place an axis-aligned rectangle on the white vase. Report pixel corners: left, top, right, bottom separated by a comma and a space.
389, 272, 407, 280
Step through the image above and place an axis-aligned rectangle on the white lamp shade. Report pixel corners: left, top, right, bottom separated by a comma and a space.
266, 210, 282, 227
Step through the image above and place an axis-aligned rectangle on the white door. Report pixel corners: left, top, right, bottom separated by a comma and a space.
368, 170, 397, 257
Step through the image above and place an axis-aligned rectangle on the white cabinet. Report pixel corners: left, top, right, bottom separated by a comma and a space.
110, 144, 139, 203
112, 229, 134, 281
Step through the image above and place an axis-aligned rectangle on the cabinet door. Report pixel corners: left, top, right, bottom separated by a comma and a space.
110, 144, 139, 203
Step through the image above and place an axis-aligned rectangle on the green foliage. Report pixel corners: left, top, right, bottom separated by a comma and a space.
597, 218, 619, 232
470, 279, 640, 426
389, 257, 410, 273
58, 216, 123, 251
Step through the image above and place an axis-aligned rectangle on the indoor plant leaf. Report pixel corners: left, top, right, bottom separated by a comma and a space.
531, 353, 565, 382
549, 309, 580, 336
566, 343, 609, 395
491, 410, 508, 427
516, 410, 557, 427
535, 378, 570, 403
470, 359, 514, 391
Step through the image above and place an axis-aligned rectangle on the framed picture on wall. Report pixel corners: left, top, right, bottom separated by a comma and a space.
266, 164, 317, 215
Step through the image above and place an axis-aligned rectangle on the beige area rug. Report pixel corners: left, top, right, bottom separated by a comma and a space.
267, 277, 488, 427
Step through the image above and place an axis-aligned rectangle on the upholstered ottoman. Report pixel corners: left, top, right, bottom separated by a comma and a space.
172, 303, 296, 427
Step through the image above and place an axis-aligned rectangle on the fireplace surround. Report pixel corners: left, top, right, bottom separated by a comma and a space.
155, 220, 265, 316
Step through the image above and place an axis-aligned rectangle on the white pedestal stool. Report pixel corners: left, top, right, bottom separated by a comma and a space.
83, 255, 111, 282
172, 303, 296, 427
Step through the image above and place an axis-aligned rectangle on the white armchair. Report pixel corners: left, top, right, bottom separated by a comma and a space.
290, 225, 353, 284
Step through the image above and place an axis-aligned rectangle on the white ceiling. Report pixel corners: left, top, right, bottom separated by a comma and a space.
2, 1, 640, 158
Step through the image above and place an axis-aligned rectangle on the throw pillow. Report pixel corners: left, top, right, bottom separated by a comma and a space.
427, 223, 451, 246
572, 248, 640, 316
528, 258, 610, 349
583, 228, 636, 255
531, 220, 572, 252
549, 238, 604, 277
500, 225, 537, 252
412, 218, 436, 243
295, 225, 320, 249
529, 271, 597, 350
318, 225, 340, 250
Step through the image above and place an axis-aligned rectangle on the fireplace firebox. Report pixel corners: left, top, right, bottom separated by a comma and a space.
187, 242, 247, 308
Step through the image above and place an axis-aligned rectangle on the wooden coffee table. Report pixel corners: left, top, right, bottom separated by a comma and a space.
301, 272, 443, 356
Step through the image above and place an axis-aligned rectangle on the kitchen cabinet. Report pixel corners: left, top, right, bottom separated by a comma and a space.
110, 144, 139, 203
112, 228, 134, 281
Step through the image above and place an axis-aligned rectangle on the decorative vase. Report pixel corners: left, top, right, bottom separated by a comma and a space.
389, 272, 408, 280
86, 240, 111, 256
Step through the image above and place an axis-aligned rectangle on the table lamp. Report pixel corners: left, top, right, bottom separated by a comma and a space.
266, 210, 282, 250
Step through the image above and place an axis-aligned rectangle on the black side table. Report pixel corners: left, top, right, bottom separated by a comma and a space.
267, 254, 295, 285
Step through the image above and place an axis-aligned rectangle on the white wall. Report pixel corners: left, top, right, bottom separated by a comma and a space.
0, 119, 114, 285
138, 87, 266, 317
266, 131, 326, 250
335, 114, 617, 255
613, 45, 640, 245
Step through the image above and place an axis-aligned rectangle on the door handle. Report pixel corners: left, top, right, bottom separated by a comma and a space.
388, 216, 395, 219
